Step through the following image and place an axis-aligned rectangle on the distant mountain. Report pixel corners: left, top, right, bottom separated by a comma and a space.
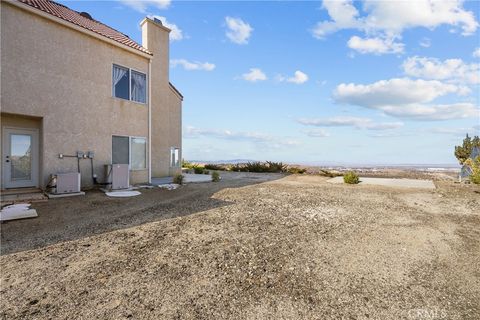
189, 159, 256, 164
187, 159, 460, 169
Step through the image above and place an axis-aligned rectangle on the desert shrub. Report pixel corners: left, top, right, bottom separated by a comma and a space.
230, 163, 245, 172
287, 166, 306, 174
464, 157, 480, 184
205, 164, 225, 170
173, 174, 184, 185
343, 171, 360, 184
319, 169, 342, 177
204, 170, 210, 175
182, 159, 195, 169
229, 161, 289, 173
211, 171, 220, 182
244, 162, 268, 172
231, 163, 250, 172
266, 161, 287, 173
193, 165, 205, 174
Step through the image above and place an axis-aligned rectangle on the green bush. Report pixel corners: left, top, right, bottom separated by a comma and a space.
211, 171, 220, 182
455, 134, 480, 165
229, 163, 245, 172
244, 162, 268, 172
205, 164, 225, 171
287, 166, 307, 174
343, 171, 360, 184
193, 165, 205, 174
182, 159, 195, 169
173, 174, 184, 185
471, 172, 480, 184
319, 169, 342, 177
266, 161, 287, 173
464, 157, 480, 184
228, 161, 289, 173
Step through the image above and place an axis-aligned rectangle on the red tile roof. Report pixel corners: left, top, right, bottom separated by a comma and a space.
16, 0, 151, 55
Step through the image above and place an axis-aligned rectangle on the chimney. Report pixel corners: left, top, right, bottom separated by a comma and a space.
140, 17, 170, 84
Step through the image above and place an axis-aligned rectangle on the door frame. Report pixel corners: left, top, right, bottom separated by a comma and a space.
2, 127, 39, 189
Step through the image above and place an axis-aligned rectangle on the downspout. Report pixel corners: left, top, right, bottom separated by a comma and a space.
148, 58, 152, 184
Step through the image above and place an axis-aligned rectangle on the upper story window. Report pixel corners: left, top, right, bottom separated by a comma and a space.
112, 64, 146, 104
112, 65, 130, 100
131, 71, 147, 103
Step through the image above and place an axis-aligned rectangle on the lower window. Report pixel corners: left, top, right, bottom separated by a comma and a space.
170, 147, 180, 167
112, 135, 146, 170
131, 137, 146, 169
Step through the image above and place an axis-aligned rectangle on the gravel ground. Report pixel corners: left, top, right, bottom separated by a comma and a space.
1, 172, 479, 319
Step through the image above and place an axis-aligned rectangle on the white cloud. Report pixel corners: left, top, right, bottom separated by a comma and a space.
402, 56, 479, 84
225, 17, 253, 44
184, 126, 300, 149
347, 35, 404, 54
419, 37, 431, 48
149, 16, 183, 41
277, 70, 309, 84
312, 0, 361, 39
365, 122, 406, 130
170, 59, 215, 71
333, 78, 479, 121
304, 128, 330, 138
288, 71, 309, 84
241, 68, 267, 82
334, 78, 469, 108
313, 0, 478, 54
474, 48, 480, 58
368, 132, 412, 138
362, 0, 477, 35
428, 126, 480, 135
379, 103, 479, 121
297, 116, 404, 130
121, 0, 170, 12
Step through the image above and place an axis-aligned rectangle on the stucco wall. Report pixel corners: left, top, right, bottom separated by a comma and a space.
142, 19, 183, 177
1, 3, 162, 188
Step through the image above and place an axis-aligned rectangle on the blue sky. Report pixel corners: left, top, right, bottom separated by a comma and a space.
62, 0, 480, 165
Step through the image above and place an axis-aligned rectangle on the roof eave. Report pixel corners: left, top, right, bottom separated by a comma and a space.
6, 0, 152, 59
169, 82, 183, 101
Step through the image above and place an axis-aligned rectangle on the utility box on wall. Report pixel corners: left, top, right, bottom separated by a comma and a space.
105, 164, 129, 190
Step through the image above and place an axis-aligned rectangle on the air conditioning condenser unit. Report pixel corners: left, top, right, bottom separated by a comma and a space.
105, 164, 129, 190
53, 172, 81, 194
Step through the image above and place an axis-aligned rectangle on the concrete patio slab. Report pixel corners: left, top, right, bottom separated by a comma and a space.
151, 177, 173, 185
185, 173, 212, 183
327, 176, 435, 189
152, 173, 212, 185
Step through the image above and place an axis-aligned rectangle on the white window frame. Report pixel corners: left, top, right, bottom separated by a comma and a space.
112, 135, 147, 171
170, 147, 180, 168
130, 136, 147, 170
112, 64, 130, 101
112, 64, 147, 105
130, 69, 147, 104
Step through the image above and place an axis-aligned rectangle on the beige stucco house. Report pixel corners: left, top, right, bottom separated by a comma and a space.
1, 0, 183, 190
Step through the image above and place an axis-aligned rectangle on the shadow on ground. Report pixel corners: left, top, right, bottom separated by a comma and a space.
0, 172, 285, 255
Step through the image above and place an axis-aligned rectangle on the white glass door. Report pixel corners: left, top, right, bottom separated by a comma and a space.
2, 128, 39, 188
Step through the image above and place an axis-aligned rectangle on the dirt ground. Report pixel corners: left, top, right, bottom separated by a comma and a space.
1, 172, 479, 319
